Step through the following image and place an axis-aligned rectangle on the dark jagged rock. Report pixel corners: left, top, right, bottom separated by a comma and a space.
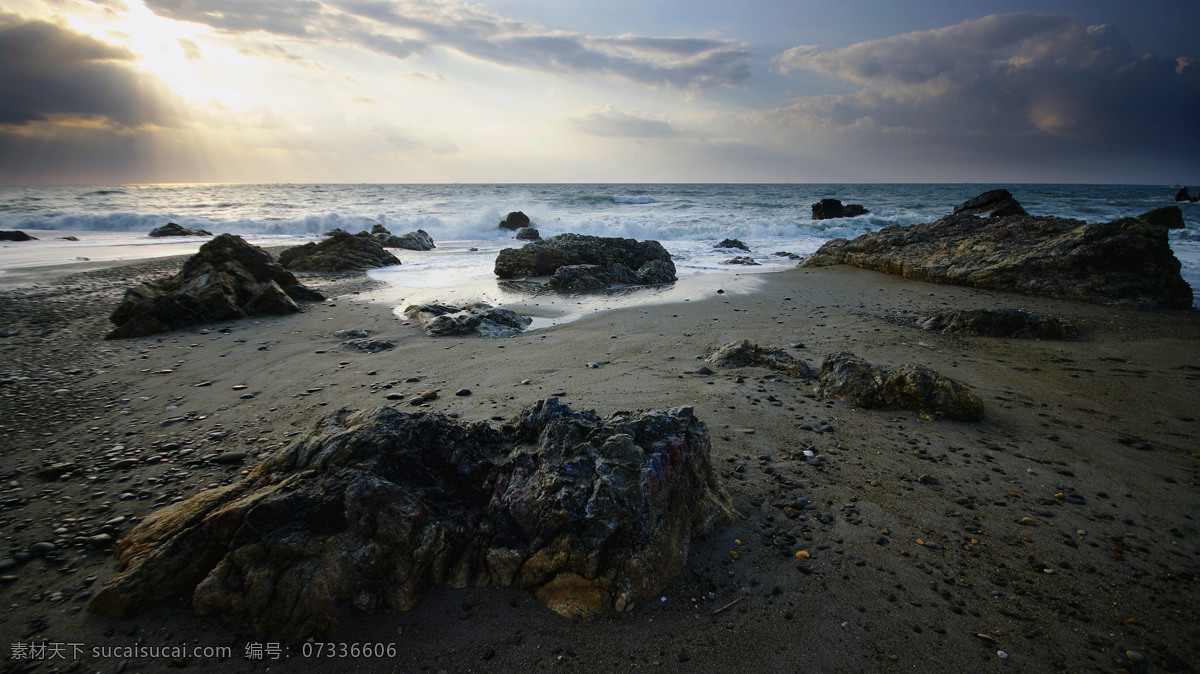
0, 230, 37, 241
800, 211, 1193, 309
373, 226, 436, 251
919, 309, 1079, 340
403, 302, 532, 338
1175, 187, 1198, 203
148, 222, 213, 237
774, 251, 802, 260
499, 211, 531, 230
1139, 206, 1185, 230
715, 239, 750, 251
812, 199, 868, 220
88, 399, 736, 635
107, 234, 323, 339
815, 352, 983, 421
279, 231, 400, 272
515, 227, 541, 240
951, 189, 1028, 218
494, 234, 676, 291
705, 340, 815, 379
722, 256, 760, 266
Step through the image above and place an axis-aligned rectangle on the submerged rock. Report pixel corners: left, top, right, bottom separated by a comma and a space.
800, 208, 1193, 309
815, 352, 983, 421
279, 231, 400, 271
494, 233, 676, 290
149, 222, 213, 237
404, 302, 532, 338
705, 340, 815, 379
88, 399, 736, 635
919, 308, 1079, 340
812, 199, 868, 220
107, 234, 323, 339
951, 189, 1028, 218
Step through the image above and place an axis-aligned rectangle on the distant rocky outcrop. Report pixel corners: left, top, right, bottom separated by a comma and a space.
499, 211, 531, 230
1138, 206, 1185, 230
705, 340, 815, 379
515, 227, 541, 241
722, 256, 760, 266
812, 199, 869, 220
0, 230, 37, 241
279, 231, 400, 272
372, 225, 436, 251
1174, 187, 1199, 203
88, 399, 736, 635
801, 194, 1193, 309
403, 302, 532, 338
715, 239, 750, 251
919, 309, 1079, 340
107, 234, 323, 339
148, 223, 213, 237
815, 352, 983, 421
951, 189, 1028, 218
494, 233, 676, 291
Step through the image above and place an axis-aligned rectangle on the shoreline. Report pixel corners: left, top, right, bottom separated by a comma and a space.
1, 252, 1198, 672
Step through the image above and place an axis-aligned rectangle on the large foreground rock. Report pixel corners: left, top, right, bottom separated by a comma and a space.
919, 308, 1079, 340
816, 352, 984, 421
149, 222, 213, 237
280, 231, 400, 271
705, 340, 815, 379
107, 234, 323, 339
801, 210, 1193, 309
403, 302, 532, 338
88, 399, 736, 635
494, 234, 676, 290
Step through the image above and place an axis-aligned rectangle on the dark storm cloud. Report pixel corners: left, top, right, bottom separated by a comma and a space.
0, 13, 175, 128
772, 14, 1200, 156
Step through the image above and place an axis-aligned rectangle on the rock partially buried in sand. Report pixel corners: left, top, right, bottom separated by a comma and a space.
815, 352, 983, 421
494, 233, 677, 291
801, 194, 1193, 309
919, 308, 1079, 340
705, 340, 816, 379
404, 302, 532, 338
279, 231, 400, 271
148, 222, 213, 237
88, 399, 736, 635
106, 234, 324, 339
1, 230, 38, 241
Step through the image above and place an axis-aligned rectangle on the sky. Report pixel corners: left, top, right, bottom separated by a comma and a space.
1, 0, 1197, 185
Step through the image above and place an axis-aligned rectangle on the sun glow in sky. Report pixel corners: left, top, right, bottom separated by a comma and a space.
1, 0, 1197, 184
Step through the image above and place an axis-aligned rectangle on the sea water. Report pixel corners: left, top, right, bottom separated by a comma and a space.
2, 183, 1197, 307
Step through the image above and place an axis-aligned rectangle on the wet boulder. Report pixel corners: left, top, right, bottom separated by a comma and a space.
279, 231, 400, 271
715, 239, 750, 251
815, 352, 983, 421
919, 308, 1079, 340
88, 399, 736, 635
403, 302, 532, 338
499, 211, 531, 230
107, 234, 323, 339
705, 340, 815, 379
148, 222, 213, 237
372, 225, 436, 251
515, 227, 541, 241
494, 233, 676, 290
812, 199, 868, 220
0, 230, 37, 241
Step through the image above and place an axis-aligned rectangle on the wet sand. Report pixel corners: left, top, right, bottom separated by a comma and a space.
1, 254, 1198, 672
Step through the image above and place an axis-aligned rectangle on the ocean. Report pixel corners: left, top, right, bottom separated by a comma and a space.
2, 183, 1197, 307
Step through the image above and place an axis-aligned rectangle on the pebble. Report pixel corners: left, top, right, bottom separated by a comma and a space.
213, 452, 247, 465
455, 388, 472, 396
697, 366, 714, 375
29, 542, 55, 557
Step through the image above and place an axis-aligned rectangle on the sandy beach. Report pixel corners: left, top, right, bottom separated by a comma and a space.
2, 252, 1198, 673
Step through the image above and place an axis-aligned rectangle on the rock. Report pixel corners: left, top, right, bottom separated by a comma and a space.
335, 329, 370, 339
1139, 206, 1185, 230
722, 256, 760, 266
918, 309, 1079, 340
0, 230, 37, 241
342, 339, 396, 353
705, 340, 816, 379
494, 234, 676, 291
515, 227, 541, 241
815, 352, 983, 421
951, 189, 1028, 218
88, 399, 736, 635
38, 462, 79, 479
107, 234, 324, 339
774, 251, 802, 260
403, 302, 532, 338
715, 239, 750, 251
375, 227, 436, 251
800, 209, 1193, 309
500, 211, 531, 230
812, 199, 869, 220
1175, 187, 1194, 203
29, 542, 55, 557
279, 231, 401, 271
149, 222, 213, 237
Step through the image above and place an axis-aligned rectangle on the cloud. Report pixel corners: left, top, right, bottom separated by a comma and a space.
569, 107, 679, 138
0, 12, 176, 128
178, 37, 202, 61
237, 43, 328, 70
770, 13, 1200, 155
141, 0, 749, 89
